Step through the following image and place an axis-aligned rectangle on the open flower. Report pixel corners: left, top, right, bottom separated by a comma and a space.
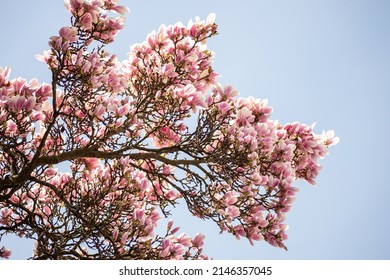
59, 26, 78, 42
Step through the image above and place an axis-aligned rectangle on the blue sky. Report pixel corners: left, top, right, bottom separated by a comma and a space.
1, 0, 389, 259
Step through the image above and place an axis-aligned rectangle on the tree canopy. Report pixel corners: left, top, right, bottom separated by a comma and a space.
0, 0, 338, 259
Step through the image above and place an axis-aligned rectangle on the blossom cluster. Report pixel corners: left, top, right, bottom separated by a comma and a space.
0, 67, 53, 172
64, 0, 128, 43
0, 0, 338, 259
123, 14, 219, 148
174, 85, 339, 248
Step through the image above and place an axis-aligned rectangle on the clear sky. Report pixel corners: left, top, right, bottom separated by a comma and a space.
1, 0, 389, 260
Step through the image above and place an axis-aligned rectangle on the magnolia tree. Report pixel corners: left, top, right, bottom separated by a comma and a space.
0, 0, 338, 260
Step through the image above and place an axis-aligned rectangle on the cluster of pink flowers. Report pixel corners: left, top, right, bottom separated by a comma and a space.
0, 0, 338, 259
192, 85, 339, 248
122, 14, 219, 148
126, 15, 219, 97
64, 0, 127, 43
159, 221, 207, 259
0, 67, 52, 164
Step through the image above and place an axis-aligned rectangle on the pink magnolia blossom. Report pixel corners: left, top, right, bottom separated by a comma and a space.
176, 233, 192, 247
0, 66, 11, 86
59, 26, 78, 42
80, 13, 94, 29
7, 96, 26, 111
42, 206, 52, 216
151, 126, 181, 148
321, 129, 340, 146
112, 228, 119, 240
226, 205, 240, 220
192, 233, 205, 248
236, 106, 254, 126
117, 103, 130, 117
167, 220, 174, 231
0, 246, 11, 259
111, 5, 129, 15
224, 191, 238, 205
220, 84, 239, 100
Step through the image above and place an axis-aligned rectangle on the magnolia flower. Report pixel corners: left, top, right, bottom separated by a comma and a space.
192, 233, 205, 248
236, 106, 254, 126
42, 206, 52, 216
80, 13, 94, 29
322, 129, 340, 146
0, 246, 11, 259
7, 96, 26, 111
111, 5, 129, 15
206, 13, 216, 25
224, 191, 238, 205
59, 26, 78, 42
177, 233, 192, 247
222, 84, 239, 100
0, 66, 11, 86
